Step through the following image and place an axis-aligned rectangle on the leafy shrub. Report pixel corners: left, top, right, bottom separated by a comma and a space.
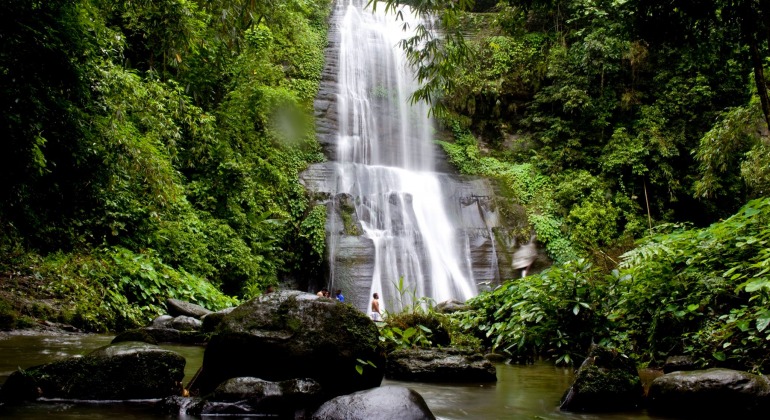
0, 300, 19, 330
617, 197, 770, 369
465, 198, 770, 370
460, 259, 620, 365
40, 247, 238, 331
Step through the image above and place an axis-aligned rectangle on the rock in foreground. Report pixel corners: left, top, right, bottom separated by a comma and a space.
312, 386, 435, 420
0, 341, 184, 402
648, 368, 770, 417
190, 290, 385, 398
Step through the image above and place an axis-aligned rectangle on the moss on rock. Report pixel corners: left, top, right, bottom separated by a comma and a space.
190, 291, 385, 399
0, 341, 185, 402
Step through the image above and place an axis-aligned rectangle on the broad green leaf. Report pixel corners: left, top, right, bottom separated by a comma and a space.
756, 311, 770, 332
745, 279, 770, 293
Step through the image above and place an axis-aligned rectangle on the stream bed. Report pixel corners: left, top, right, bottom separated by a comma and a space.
0, 332, 663, 419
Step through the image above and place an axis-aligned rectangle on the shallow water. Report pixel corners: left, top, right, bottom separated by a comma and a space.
0, 333, 664, 419
386, 362, 661, 420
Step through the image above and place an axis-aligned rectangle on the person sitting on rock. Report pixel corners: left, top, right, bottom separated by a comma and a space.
336, 289, 345, 302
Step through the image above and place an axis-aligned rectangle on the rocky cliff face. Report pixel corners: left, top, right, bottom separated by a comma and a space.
301, 0, 547, 312
301, 161, 544, 312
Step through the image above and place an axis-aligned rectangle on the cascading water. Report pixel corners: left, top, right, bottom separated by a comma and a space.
329, 0, 477, 313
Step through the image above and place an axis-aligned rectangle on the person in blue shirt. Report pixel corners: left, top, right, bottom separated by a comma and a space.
335, 289, 344, 302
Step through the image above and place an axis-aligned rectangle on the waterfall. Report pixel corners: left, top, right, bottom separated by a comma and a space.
329, 0, 477, 313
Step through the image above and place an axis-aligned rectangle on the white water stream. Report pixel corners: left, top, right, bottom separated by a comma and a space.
331, 0, 476, 312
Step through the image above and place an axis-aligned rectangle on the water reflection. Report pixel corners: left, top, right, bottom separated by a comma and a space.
0, 333, 114, 383
386, 362, 661, 420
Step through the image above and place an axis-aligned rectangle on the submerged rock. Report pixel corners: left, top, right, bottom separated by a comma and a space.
191, 377, 323, 417
386, 347, 497, 382
559, 345, 642, 412
189, 290, 385, 398
648, 368, 770, 417
312, 385, 435, 420
0, 341, 185, 402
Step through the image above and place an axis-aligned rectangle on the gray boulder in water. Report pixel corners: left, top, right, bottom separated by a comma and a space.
170, 315, 202, 331
559, 345, 642, 412
662, 355, 698, 373
0, 341, 185, 402
165, 377, 324, 417
189, 290, 385, 399
312, 385, 435, 420
166, 298, 212, 318
648, 368, 770, 417
111, 326, 206, 345
386, 347, 497, 382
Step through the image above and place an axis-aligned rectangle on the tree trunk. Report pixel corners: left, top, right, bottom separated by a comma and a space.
749, 38, 770, 131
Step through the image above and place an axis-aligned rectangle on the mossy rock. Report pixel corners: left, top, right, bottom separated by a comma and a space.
0, 341, 185, 402
386, 347, 497, 382
190, 291, 385, 399
560, 345, 642, 412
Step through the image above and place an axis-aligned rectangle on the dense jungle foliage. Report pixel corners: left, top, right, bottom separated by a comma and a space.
380, 0, 770, 371
3, 0, 770, 375
0, 0, 330, 330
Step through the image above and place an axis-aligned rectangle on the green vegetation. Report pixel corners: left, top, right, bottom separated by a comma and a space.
457, 198, 770, 371
4, 0, 770, 377
369, 0, 770, 371
0, 0, 332, 331
378, 278, 482, 352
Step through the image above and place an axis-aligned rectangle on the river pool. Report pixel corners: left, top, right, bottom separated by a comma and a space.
0, 333, 665, 419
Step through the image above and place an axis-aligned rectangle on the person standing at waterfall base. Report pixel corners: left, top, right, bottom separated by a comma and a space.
370, 293, 381, 321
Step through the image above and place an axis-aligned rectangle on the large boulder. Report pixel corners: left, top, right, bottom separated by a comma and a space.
0, 341, 184, 402
189, 290, 385, 398
312, 385, 435, 420
560, 345, 643, 412
648, 368, 770, 417
166, 298, 212, 318
386, 348, 497, 382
